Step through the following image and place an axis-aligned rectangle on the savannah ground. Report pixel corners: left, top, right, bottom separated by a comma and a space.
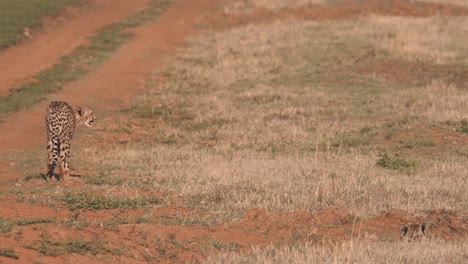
0, 0, 467, 263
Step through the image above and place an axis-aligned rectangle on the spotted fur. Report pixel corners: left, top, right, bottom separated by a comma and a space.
45, 101, 95, 181
400, 222, 430, 242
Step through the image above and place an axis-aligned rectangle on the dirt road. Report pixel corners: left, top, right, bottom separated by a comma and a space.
0, 0, 151, 95
0, 0, 220, 150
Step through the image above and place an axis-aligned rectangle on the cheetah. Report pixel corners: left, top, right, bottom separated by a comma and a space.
400, 222, 430, 242
45, 101, 96, 181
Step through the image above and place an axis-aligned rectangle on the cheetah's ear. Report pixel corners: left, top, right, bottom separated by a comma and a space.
400, 224, 408, 237
421, 223, 428, 235
77, 107, 83, 116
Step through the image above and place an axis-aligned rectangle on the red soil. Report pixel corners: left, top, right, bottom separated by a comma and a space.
0, 204, 466, 263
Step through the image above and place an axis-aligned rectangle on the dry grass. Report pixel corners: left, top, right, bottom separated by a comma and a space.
336, 16, 468, 64
77, 145, 468, 219
393, 80, 468, 122
9, 5, 466, 224
70, 11, 468, 222
418, 0, 468, 7
206, 240, 468, 263
137, 16, 468, 140
140, 20, 386, 142
8, 1, 468, 261
223, 0, 327, 13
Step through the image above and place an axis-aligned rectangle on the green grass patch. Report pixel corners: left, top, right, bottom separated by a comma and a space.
0, 0, 83, 49
0, 217, 54, 234
399, 138, 436, 149
0, 0, 172, 116
64, 239, 122, 256
376, 153, 419, 174
61, 192, 162, 210
103, 213, 153, 228
27, 236, 121, 257
16, 218, 54, 226
0, 247, 19, 259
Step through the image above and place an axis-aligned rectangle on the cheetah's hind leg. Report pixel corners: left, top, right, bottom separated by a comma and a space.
58, 140, 71, 181
46, 143, 53, 181
46, 139, 59, 181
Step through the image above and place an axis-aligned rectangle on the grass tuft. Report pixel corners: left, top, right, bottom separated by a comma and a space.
16, 218, 54, 226
0, 247, 19, 259
0, 217, 54, 234
0, 218, 14, 234
27, 237, 121, 257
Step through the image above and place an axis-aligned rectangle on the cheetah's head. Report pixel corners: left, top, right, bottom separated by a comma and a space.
400, 222, 431, 242
75, 106, 96, 127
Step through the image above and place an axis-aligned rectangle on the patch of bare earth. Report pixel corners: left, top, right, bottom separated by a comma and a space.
0, 0, 467, 262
